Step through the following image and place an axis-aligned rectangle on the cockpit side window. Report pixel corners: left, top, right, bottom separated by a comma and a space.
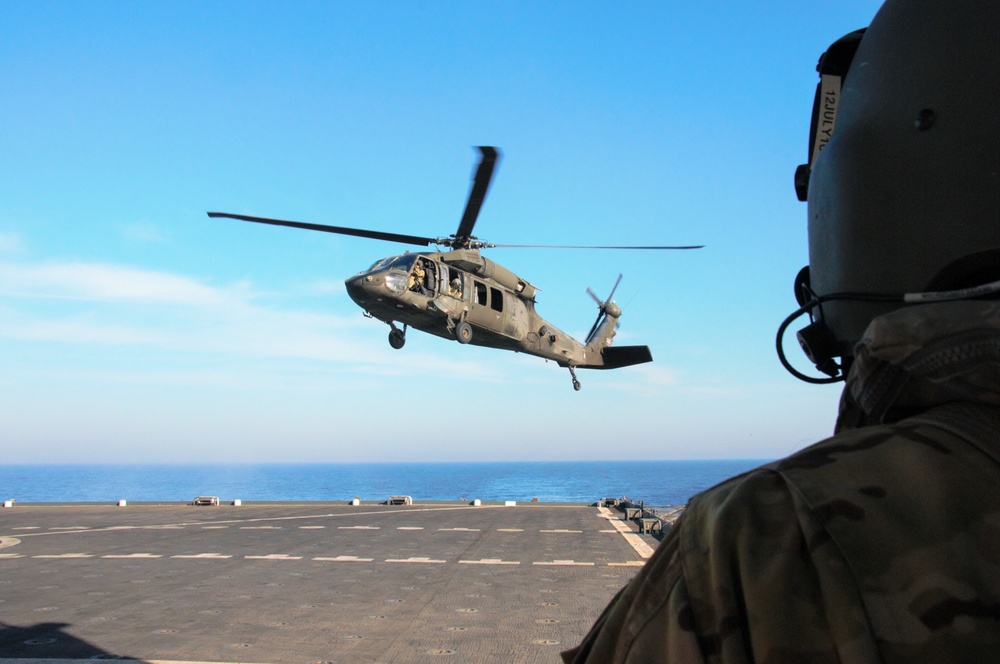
408, 258, 429, 293
421, 260, 435, 291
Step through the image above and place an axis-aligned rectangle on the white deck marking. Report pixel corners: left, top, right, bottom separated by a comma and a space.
386, 556, 446, 564
3, 504, 497, 541
8, 551, 639, 567
239, 526, 282, 530
201, 526, 228, 530
598, 506, 655, 559
438, 527, 480, 532
397, 526, 423, 530
540, 529, 582, 533
298, 526, 325, 529
338, 525, 380, 530
497, 528, 524, 532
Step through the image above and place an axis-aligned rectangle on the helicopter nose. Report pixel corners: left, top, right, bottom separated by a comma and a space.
345, 275, 368, 306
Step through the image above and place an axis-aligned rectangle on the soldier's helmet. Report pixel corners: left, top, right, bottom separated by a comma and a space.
788, 0, 1000, 381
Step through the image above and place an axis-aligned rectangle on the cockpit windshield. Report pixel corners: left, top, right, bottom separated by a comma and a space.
363, 255, 416, 274
385, 255, 416, 272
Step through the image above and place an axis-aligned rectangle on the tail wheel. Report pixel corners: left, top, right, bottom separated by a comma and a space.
455, 321, 473, 344
569, 366, 582, 391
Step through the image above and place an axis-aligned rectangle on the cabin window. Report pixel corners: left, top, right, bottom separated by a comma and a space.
490, 287, 503, 312
448, 269, 465, 299
474, 281, 487, 306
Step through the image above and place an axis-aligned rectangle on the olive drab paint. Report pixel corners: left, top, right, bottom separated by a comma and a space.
210, 147, 703, 390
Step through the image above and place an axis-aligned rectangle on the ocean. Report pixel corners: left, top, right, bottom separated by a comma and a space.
0, 460, 768, 507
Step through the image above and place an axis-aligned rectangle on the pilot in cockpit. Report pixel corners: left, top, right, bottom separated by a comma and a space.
408, 261, 426, 292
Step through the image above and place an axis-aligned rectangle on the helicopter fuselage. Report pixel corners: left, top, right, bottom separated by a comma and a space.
344, 248, 596, 367
209, 145, 683, 389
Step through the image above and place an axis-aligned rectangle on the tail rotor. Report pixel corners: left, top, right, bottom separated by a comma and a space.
586, 274, 623, 344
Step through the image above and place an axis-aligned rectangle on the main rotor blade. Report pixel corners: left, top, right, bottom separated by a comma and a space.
490, 244, 705, 250
454, 146, 500, 244
207, 212, 437, 247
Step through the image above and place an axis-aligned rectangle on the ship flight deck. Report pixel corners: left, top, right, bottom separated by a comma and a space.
0, 501, 659, 663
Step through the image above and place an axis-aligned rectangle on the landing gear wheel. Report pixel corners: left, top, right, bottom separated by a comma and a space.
388, 328, 406, 350
569, 366, 582, 391
455, 321, 473, 344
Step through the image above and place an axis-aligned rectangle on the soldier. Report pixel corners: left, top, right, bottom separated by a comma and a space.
408, 260, 425, 292
564, 0, 1000, 661
449, 277, 462, 299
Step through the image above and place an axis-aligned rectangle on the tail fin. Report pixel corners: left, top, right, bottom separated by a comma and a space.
582, 274, 653, 370
583, 313, 653, 369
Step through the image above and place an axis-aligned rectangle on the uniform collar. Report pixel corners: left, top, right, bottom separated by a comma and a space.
836, 301, 1000, 432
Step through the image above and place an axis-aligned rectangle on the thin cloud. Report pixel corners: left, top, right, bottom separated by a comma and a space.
0, 261, 690, 388
0, 258, 504, 380
0, 232, 24, 254
0, 261, 241, 306
305, 279, 347, 297
1, 316, 168, 345
122, 221, 167, 244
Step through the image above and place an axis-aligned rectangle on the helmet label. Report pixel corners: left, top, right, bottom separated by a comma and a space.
811, 74, 842, 165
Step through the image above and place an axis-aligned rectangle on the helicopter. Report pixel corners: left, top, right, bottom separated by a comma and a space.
209, 147, 703, 390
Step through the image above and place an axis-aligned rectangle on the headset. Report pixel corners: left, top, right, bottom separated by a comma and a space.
777, 267, 1000, 384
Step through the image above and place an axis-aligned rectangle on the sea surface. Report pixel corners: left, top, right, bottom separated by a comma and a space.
0, 460, 768, 508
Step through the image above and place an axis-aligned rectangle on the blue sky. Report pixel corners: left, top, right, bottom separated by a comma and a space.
0, 1, 883, 464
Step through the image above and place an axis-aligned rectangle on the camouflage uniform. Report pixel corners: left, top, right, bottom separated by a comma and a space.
564, 301, 1000, 663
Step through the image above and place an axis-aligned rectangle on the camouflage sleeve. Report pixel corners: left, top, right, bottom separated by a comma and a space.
681, 468, 878, 662
564, 468, 874, 663
561, 517, 707, 663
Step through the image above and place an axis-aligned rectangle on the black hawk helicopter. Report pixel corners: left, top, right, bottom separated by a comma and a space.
209, 147, 702, 390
